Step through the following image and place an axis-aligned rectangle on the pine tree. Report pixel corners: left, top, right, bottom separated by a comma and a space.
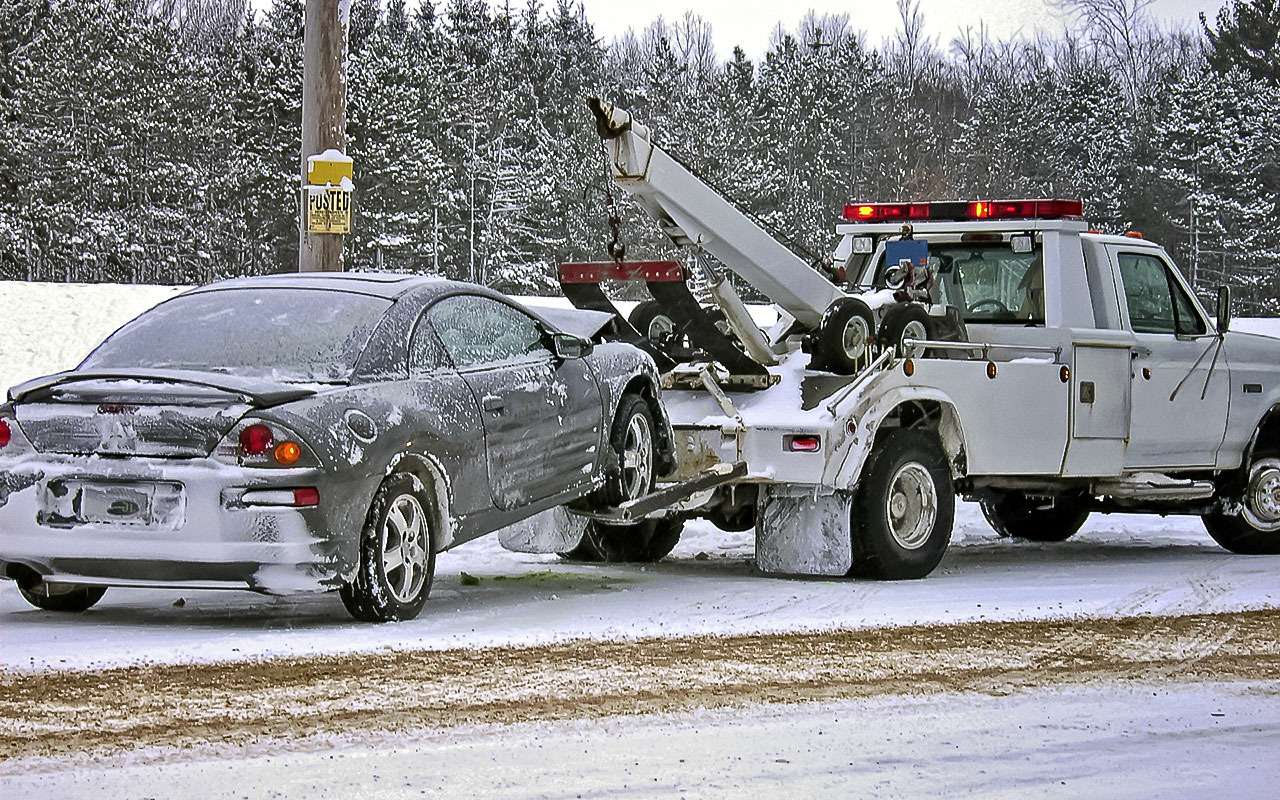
1202, 0, 1280, 82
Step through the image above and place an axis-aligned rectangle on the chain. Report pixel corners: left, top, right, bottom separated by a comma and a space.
599, 147, 627, 263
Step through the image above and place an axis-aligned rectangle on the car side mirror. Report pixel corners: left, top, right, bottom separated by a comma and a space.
1216, 285, 1232, 334
551, 332, 593, 360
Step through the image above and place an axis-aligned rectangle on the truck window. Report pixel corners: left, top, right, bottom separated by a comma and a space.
1117, 253, 1206, 336
876, 243, 1045, 325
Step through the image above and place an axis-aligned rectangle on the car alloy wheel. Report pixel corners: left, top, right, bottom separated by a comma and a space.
620, 412, 654, 502
380, 493, 430, 604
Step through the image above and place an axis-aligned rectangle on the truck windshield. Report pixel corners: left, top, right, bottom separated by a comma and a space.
80, 288, 392, 383
873, 242, 1045, 325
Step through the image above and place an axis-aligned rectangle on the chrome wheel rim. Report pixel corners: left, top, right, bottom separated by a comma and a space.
380, 493, 429, 603
620, 413, 654, 501
900, 319, 929, 355
1243, 458, 1280, 533
886, 462, 938, 550
841, 315, 872, 361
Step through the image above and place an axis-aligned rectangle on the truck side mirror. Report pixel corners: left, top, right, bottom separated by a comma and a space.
1216, 285, 1232, 334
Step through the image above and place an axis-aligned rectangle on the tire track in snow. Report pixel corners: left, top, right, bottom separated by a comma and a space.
3, 609, 1280, 765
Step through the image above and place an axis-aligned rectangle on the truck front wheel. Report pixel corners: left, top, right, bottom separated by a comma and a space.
1203, 457, 1280, 555
850, 430, 954, 579
979, 492, 1090, 542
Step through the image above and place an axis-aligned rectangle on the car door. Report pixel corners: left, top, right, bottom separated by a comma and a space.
428, 294, 602, 511
405, 310, 492, 518
1112, 248, 1229, 469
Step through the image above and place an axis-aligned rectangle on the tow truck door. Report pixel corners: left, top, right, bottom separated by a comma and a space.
1110, 248, 1229, 468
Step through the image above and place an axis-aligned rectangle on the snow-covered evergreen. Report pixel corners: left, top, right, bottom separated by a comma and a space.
0, 0, 1276, 311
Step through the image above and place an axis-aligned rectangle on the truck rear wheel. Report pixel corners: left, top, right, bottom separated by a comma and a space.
850, 430, 954, 579
1202, 457, 1280, 555
979, 492, 1090, 542
559, 518, 684, 563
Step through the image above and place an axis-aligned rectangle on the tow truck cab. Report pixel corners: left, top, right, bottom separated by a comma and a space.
833, 202, 1276, 481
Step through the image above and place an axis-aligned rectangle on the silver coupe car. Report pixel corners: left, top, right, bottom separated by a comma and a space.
0, 273, 674, 621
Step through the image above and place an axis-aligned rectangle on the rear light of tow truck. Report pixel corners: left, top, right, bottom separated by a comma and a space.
785, 435, 822, 452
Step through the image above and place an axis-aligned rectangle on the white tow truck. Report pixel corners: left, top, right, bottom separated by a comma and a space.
513, 99, 1280, 578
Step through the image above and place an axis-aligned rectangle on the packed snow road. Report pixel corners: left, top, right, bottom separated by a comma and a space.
2, 506, 1277, 672
6, 681, 1279, 799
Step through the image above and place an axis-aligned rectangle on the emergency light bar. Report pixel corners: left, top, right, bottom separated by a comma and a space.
842, 199, 1084, 223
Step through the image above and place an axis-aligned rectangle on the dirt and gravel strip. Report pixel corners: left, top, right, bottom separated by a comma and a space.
3, 609, 1280, 763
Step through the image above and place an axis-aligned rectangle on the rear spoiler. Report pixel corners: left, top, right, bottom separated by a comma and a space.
8, 369, 319, 407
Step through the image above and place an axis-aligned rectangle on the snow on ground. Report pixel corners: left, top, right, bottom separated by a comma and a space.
6, 681, 1278, 799
0, 280, 1279, 671
3, 505, 1277, 672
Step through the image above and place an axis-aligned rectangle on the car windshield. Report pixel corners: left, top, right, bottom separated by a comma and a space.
875, 242, 1044, 325
81, 288, 391, 383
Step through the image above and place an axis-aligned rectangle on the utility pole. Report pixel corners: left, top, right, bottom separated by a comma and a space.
298, 1, 349, 272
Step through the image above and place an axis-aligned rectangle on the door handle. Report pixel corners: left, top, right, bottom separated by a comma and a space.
482, 395, 505, 413
1132, 346, 1152, 359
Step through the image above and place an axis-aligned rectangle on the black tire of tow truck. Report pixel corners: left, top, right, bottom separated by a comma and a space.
849, 430, 954, 580
877, 303, 933, 357
558, 518, 685, 563
818, 297, 877, 375
979, 492, 1090, 542
1202, 513, 1280, 555
16, 581, 107, 613
628, 300, 676, 342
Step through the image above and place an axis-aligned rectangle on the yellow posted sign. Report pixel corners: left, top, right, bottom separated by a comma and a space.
306, 186, 351, 235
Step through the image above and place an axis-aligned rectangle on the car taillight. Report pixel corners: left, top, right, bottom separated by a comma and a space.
273, 441, 302, 466
0, 419, 11, 449
293, 487, 320, 507
239, 424, 273, 456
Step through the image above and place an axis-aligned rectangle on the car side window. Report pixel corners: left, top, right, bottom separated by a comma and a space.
1118, 253, 1205, 336
408, 312, 448, 374
429, 295, 550, 368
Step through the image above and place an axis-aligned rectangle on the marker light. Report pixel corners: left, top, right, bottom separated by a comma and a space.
987, 361, 999, 380
274, 441, 303, 466
903, 358, 916, 377
785, 435, 822, 452
239, 424, 273, 456
1060, 366, 1071, 383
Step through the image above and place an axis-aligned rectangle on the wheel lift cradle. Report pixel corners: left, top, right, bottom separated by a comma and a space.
550, 259, 868, 577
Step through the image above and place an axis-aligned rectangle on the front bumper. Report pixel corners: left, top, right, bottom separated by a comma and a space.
0, 452, 352, 594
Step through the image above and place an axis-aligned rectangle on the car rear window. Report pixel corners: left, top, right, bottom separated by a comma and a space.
81, 288, 391, 383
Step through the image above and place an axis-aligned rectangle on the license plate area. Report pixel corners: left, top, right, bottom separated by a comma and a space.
40, 479, 186, 530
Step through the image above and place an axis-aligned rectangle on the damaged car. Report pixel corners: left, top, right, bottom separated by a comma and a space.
0, 272, 674, 622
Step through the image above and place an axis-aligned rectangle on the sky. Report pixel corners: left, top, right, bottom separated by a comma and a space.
255, 0, 1226, 56
576, 0, 1224, 56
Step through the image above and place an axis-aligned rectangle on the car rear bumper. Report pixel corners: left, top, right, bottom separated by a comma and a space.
0, 452, 350, 594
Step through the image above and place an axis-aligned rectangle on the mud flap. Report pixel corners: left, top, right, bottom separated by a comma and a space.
755, 486, 852, 576
498, 507, 590, 554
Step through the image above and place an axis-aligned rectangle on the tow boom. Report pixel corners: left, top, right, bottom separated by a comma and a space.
588, 98, 842, 329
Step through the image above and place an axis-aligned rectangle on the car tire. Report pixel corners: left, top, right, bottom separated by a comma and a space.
340, 473, 437, 623
877, 303, 933, 356
629, 300, 676, 342
1202, 456, 1280, 555
559, 518, 685, 563
818, 297, 877, 374
979, 492, 1090, 542
849, 429, 954, 580
16, 581, 106, 613
597, 394, 658, 508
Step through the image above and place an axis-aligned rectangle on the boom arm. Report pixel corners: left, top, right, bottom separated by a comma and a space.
588, 98, 842, 329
